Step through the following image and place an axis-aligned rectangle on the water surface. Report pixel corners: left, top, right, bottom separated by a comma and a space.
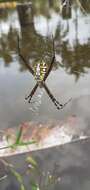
0, 0, 90, 189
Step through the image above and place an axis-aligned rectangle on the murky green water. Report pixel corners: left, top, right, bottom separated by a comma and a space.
0, 0, 90, 189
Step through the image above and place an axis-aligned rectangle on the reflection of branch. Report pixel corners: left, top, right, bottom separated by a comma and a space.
76, 0, 87, 14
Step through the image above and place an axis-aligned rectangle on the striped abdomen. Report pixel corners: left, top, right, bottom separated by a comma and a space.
34, 60, 47, 84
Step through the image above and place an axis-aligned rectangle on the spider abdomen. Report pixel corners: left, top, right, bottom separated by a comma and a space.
34, 60, 47, 84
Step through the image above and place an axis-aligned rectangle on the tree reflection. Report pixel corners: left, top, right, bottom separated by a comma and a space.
0, 34, 12, 66
0, 8, 8, 21
0, 0, 90, 81
61, 41, 90, 80
0, 27, 18, 67
77, 0, 90, 13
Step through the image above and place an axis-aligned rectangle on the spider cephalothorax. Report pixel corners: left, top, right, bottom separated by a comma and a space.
17, 35, 71, 110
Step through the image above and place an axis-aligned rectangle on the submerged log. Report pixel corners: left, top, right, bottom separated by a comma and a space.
0, 116, 90, 158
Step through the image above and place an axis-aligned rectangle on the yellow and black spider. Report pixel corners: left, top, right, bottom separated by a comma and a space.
17, 35, 71, 110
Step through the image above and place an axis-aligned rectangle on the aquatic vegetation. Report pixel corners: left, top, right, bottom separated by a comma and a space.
26, 155, 61, 190
0, 124, 36, 152
10, 168, 26, 190
0, 158, 26, 190
0, 155, 60, 190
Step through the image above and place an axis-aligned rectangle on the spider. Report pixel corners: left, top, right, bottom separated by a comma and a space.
17, 35, 71, 110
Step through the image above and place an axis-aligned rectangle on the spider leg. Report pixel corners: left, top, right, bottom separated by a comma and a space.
43, 82, 72, 110
17, 35, 34, 76
62, 97, 72, 108
25, 83, 38, 103
43, 55, 55, 81
42, 82, 63, 110
43, 37, 55, 81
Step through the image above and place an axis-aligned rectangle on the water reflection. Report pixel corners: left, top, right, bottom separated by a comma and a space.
0, 1, 90, 190
0, 0, 90, 80
0, 0, 90, 124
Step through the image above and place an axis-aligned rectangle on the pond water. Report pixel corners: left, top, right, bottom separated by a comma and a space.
0, 0, 90, 128
0, 0, 90, 189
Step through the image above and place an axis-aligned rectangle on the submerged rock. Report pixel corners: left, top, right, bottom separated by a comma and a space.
0, 115, 89, 158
